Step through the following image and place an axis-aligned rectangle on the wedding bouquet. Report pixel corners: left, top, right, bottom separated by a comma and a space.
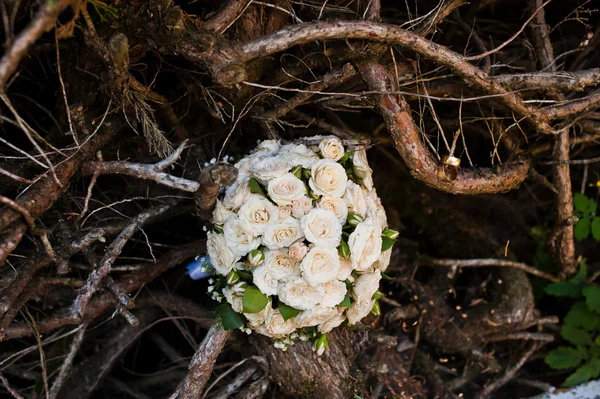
202, 137, 397, 352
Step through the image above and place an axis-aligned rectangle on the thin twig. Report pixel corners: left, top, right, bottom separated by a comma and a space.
426, 258, 560, 282
48, 324, 87, 399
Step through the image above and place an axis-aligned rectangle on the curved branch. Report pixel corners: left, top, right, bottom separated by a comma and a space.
203, 0, 253, 33
357, 60, 530, 194
234, 20, 553, 134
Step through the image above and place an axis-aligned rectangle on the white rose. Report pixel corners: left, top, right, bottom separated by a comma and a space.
295, 305, 340, 328
262, 217, 304, 249
223, 177, 252, 211
244, 300, 272, 327
319, 137, 345, 161
347, 299, 375, 325
279, 144, 320, 169
207, 232, 239, 275
278, 206, 292, 219
301, 209, 342, 248
223, 216, 261, 256
263, 249, 300, 281
278, 278, 323, 310
365, 189, 387, 230
267, 173, 307, 206
222, 287, 243, 313
343, 181, 367, 217
318, 280, 347, 307
337, 256, 353, 280
317, 196, 348, 224
353, 149, 374, 191
318, 309, 346, 333
309, 159, 348, 197
251, 156, 290, 182
353, 271, 381, 303
238, 195, 279, 235
289, 241, 308, 261
253, 264, 279, 296
291, 197, 313, 219
377, 248, 392, 272
265, 309, 297, 338
234, 158, 253, 176
213, 200, 235, 224
348, 218, 382, 271
300, 246, 340, 286
255, 140, 282, 157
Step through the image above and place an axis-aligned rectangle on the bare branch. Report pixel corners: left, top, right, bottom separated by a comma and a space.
425, 258, 560, 282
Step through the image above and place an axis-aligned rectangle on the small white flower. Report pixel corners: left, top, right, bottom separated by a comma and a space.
267, 173, 307, 206
288, 241, 309, 261
206, 232, 239, 276
309, 159, 348, 197
301, 209, 342, 248
223, 216, 261, 257
238, 195, 279, 235
318, 280, 347, 308
343, 181, 368, 217
263, 249, 301, 281
262, 217, 304, 249
300, 246, 341, 286
319, 136, 345, 161
348, 217, 382, 271
252, 264, 279, 296
352, 149, 374, 190
278, 278, 323, 310
317, 196, 348, 224
291, 197, 313, 219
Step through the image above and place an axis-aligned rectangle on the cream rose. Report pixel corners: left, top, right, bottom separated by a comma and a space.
244, 300, 272, 327
279, 143, 319, 169
295, 305, 340, 328
289, 241, 308, 261
348, 218, 382, 271
263, 249, 300, 281
213, 200, 235, 225
301, 209, 342, 248
278, 278, 323, 310
222, 287, 243, 313
267, 173, 307, 206
262, 217, 304, 249
353, 270, 381, 303
353, 149, 374, 191
343, 181, 367, 217
336, 256, 353, 280
255, 139, 281, 157
251, 155, 290, 182
347, 299, 375, 325
377, 248, 392, 272
300, 246, 340, 286
317, 196, 348, 224
265, 309, 297, 338
253, 264, 279, 296
238, 195, 279, 235
309, 159, 348, 197
278, 206, 292, 219
223, 216, 261, 256
223, 177, 252, 211
291, 197, 313, 219
318, 309, 346, 333
365, 189, 387, 230
318, 280, 347, 307
319, 137, 345, 161
206, 232, 239, 275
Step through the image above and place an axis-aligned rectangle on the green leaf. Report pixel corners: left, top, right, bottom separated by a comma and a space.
337, 293, 351, 308
592, 217, 600, 241
248, 178, 267, 197
381, 236, 396, 252
571, 259, 588, 284
218, 303, 244, 331
574, 193, 590, 213
564, 301, 600, 331
562, 364, 594, 387
381, 272, 395, 281
545, 346, 586, 369
582, 285, 600, 313
278, 302, 301, 321
588, 200, 597, 216
561, 324, 592, 345
545, 281, 582, 298
596, 336, 600, 346
589, 358, 600, 378
242, 286, 269, 314
575, 217, 591, 241
237, 270, 253, 281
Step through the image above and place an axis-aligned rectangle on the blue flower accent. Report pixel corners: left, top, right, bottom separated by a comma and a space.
187, 256, 212, 280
